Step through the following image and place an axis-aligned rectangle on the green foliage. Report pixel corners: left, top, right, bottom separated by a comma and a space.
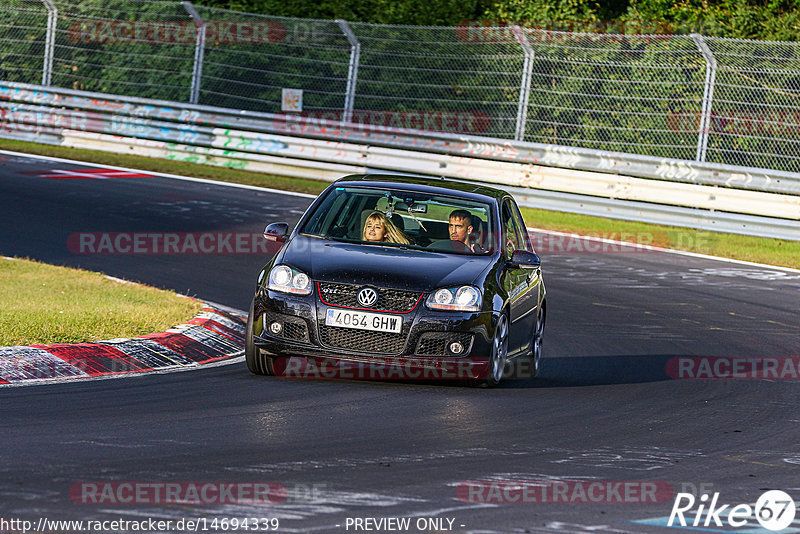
204, 0, 491, 25
194, 0, 800, 39
484, 0, 604, 22
3, 0, 800, 172
482, 0, 800, 40
200, 0, 800, 41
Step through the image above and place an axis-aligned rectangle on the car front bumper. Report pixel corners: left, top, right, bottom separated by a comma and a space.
252, 288, 498, 380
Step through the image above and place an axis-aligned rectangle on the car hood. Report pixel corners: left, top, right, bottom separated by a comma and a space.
280, 235, 494, 291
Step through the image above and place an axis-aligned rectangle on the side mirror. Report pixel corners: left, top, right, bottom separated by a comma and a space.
510, 250, 541, 270
264, 222, 290, 243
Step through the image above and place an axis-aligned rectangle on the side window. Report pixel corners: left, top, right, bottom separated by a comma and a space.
501, 202, 521, 258
510, 201, 533, 252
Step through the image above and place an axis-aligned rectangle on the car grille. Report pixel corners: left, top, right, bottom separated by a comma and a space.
318, 282, 421, 313
416, 332, 474, 357
318, 324, 407, 355
263, 312, 309, 342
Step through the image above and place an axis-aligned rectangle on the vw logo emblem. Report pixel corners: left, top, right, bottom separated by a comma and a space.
357, 288, 378, 307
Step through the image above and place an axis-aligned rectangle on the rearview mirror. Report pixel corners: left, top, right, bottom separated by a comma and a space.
264, 222, 290, 243
510, 250, 541, 270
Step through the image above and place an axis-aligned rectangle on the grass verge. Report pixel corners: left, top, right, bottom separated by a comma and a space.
0, 257, 203, 346
519, 208, 799, 268
1, 137, 797, 269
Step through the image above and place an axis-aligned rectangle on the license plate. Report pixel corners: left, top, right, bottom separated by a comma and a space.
325, 308, 403, 333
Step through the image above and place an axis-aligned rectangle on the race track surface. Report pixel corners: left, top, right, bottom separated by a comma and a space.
1, 152, 799, 533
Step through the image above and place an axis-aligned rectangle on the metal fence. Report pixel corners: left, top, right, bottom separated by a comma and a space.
2, 0, 800, 173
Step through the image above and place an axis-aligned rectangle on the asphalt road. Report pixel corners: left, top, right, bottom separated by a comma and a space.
1, 151, 799, 533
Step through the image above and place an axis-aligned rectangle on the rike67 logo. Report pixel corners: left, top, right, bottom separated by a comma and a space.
668, 490, 796, 531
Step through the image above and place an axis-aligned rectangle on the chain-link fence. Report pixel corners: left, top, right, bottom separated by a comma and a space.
2, 0, 800, 172
519, 31, 706, 161
704, 38, 800, 171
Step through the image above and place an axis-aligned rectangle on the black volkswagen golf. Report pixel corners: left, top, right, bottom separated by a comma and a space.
246, 174, 546, 386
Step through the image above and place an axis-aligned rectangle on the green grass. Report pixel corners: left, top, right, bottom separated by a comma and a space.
518, 208, 799, 268
390, 204, 797, 268
1, 137, 797, 269
0, 257, 203, 346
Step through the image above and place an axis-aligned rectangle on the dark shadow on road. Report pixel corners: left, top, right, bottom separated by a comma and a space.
501, 354, 677, 388
260, 353, 700, 389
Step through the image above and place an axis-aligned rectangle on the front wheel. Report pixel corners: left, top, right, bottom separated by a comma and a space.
477, 314, 508, 388
529, 307, 545, 378
245, 299, 274, 376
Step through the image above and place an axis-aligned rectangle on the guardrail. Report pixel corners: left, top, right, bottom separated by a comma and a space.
1, 81, 798, 241
7, 1, 800, 174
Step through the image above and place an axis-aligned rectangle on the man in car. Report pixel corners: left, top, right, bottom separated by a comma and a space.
449, 209, 483, 253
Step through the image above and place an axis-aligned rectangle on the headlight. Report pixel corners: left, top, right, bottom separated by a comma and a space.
426, 286, 481, 312
268, 265, 312, 295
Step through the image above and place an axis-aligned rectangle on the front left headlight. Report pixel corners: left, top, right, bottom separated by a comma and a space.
267, 264, 311, 295
425, 286, 481, 312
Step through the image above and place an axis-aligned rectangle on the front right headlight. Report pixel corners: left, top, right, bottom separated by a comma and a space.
425, 286, 481, 312
267, 264, 311, 295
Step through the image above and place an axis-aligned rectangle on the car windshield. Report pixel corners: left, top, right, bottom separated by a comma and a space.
300, 186, 495, 254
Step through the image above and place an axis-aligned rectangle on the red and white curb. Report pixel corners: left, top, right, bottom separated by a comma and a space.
0, 304, 245, 386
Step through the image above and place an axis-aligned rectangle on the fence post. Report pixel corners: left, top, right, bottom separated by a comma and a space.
337, 19, 360, 123
511, 25, 534, 142
41, 0, 57, 86
691, 34, 717, 163
182, 1, 206, 105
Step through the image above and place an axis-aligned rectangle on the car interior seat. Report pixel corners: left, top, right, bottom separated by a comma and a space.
470, 217, 488, 251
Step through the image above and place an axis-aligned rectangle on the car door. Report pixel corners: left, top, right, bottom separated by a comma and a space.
500, 199, 539, 355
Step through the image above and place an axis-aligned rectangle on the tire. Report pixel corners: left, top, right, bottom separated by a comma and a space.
529, 306, 545, 378
475, 314, 508, 388
245, 299, 274, 376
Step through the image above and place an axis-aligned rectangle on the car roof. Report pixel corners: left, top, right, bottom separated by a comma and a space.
331, 174, 509, 203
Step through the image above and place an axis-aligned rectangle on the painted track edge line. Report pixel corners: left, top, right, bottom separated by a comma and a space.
0, 355, 245, 389
0, 302, 248, 387
0, 148, 316, 199
2, 148, 794, 270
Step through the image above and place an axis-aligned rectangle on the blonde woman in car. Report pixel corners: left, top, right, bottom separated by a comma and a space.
362, 211, 411, 245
